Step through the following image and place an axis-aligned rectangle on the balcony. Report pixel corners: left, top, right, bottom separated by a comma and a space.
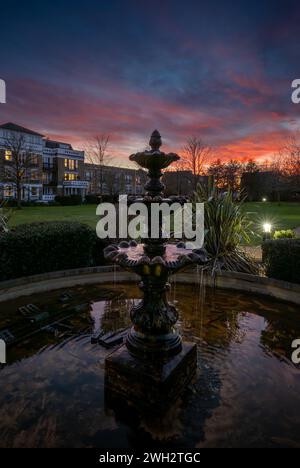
23, 180, 43, 185
63, 180, 89, 188
42, 194, 56, 202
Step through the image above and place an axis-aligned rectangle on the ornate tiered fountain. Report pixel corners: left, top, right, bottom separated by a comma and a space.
104, 130, 207, 411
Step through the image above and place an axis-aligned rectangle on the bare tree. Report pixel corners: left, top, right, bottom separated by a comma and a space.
4, 133, 39, 209
244, 159, 259, 173
279, 134, 300, 177
86, 134, 112, 196
182, 137, 211, 189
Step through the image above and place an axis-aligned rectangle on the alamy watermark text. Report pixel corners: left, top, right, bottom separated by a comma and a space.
0, 79, 6, 103
96, 195, 204, 249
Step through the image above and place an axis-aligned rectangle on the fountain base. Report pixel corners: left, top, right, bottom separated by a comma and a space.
105, 341, 197, 412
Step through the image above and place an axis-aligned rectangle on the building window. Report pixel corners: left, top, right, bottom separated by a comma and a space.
43, 173, 50, 184
30, 153, 38, 165
5, 150, 12, 161
31, 170, 38, 180
64, 159, 78, 170
64, 173, 77, 181
4, 186, 13, 197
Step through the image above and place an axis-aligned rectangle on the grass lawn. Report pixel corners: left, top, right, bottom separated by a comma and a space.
9, 204, 100, 230
243, 201, 300, 244
8, 201, 300, 245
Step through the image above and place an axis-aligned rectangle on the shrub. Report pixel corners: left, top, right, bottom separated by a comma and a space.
55, 195, 82, 206
0, 221, 105, 281
262, 239, 300, 284
273, 229, 296, 239
0, 200, 12, 233
193, 180, 259, 274
85, 194, 101, 204
3, 199, 35, 207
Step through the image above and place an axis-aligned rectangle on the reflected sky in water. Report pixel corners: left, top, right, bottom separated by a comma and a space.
0, 283, 300, 448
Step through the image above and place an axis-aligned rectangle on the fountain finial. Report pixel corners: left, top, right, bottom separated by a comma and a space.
149, 129, 162, 151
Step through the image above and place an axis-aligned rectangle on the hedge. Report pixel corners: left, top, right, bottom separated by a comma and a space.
55, 195, 82, 205
85, 194, 101, 204
262, 238, 300, 284
0, 221, 106, 281
273, 229, 296, 239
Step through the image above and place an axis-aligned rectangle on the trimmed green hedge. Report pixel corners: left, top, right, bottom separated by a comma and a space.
273, 229, 296, 239
262, 238, 300, 284
55, 195, 82, 205
85, 194, 101, 204
0, 221, 105, 281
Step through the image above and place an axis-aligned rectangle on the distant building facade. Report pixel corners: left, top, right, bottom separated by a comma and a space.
0, 123, 44, 201
84, 163, 147, 196
241, 171, 300, 201
0, 122, 148, 202
0, 122, 88, 201
162, 170, 208, 196
43, 139, 88, 201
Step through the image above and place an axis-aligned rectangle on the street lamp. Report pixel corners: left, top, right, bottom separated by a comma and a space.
262, 197, 267, 202
263, 222, 272, 241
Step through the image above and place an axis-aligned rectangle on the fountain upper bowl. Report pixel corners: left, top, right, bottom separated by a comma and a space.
129, 150, 180, 171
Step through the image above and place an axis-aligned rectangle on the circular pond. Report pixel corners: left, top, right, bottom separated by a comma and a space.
0, 282, 299, 448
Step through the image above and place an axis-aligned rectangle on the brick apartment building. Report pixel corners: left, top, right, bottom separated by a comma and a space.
84, 163, 146, 196
0, 122, 88, 201
0, 123, 44, 201
0, 122, 146, 201
43, 138, 87, 201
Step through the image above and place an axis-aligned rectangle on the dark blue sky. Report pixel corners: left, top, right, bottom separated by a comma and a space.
0, 0, 299, 163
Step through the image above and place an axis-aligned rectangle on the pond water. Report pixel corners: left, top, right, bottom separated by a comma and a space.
0, 282, 300, 448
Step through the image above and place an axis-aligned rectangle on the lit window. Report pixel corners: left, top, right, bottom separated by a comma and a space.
64, 158, 68, 168
5, 150, 12, 161
30, 154, 38, 165
4, 186, 13, 197
31, 170, 38, 180
64, 173, 77, 181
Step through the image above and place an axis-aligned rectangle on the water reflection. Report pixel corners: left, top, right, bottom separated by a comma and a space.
0, 283, 299, 447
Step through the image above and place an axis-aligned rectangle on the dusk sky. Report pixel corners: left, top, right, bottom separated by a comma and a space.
0, 0, 300, 165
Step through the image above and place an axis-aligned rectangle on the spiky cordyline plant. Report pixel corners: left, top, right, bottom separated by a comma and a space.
0, 200, 11, 233
193, 179, 259, 275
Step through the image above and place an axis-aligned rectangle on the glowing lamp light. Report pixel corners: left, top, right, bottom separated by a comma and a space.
262, 197, 267, 202
262, 222, 272, 242
263, 223, 272, 233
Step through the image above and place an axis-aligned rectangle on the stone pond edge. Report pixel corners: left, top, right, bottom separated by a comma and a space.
0, 266, 299, 305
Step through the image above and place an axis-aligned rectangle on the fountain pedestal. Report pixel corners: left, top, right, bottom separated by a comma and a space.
105, 342, 197, 412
